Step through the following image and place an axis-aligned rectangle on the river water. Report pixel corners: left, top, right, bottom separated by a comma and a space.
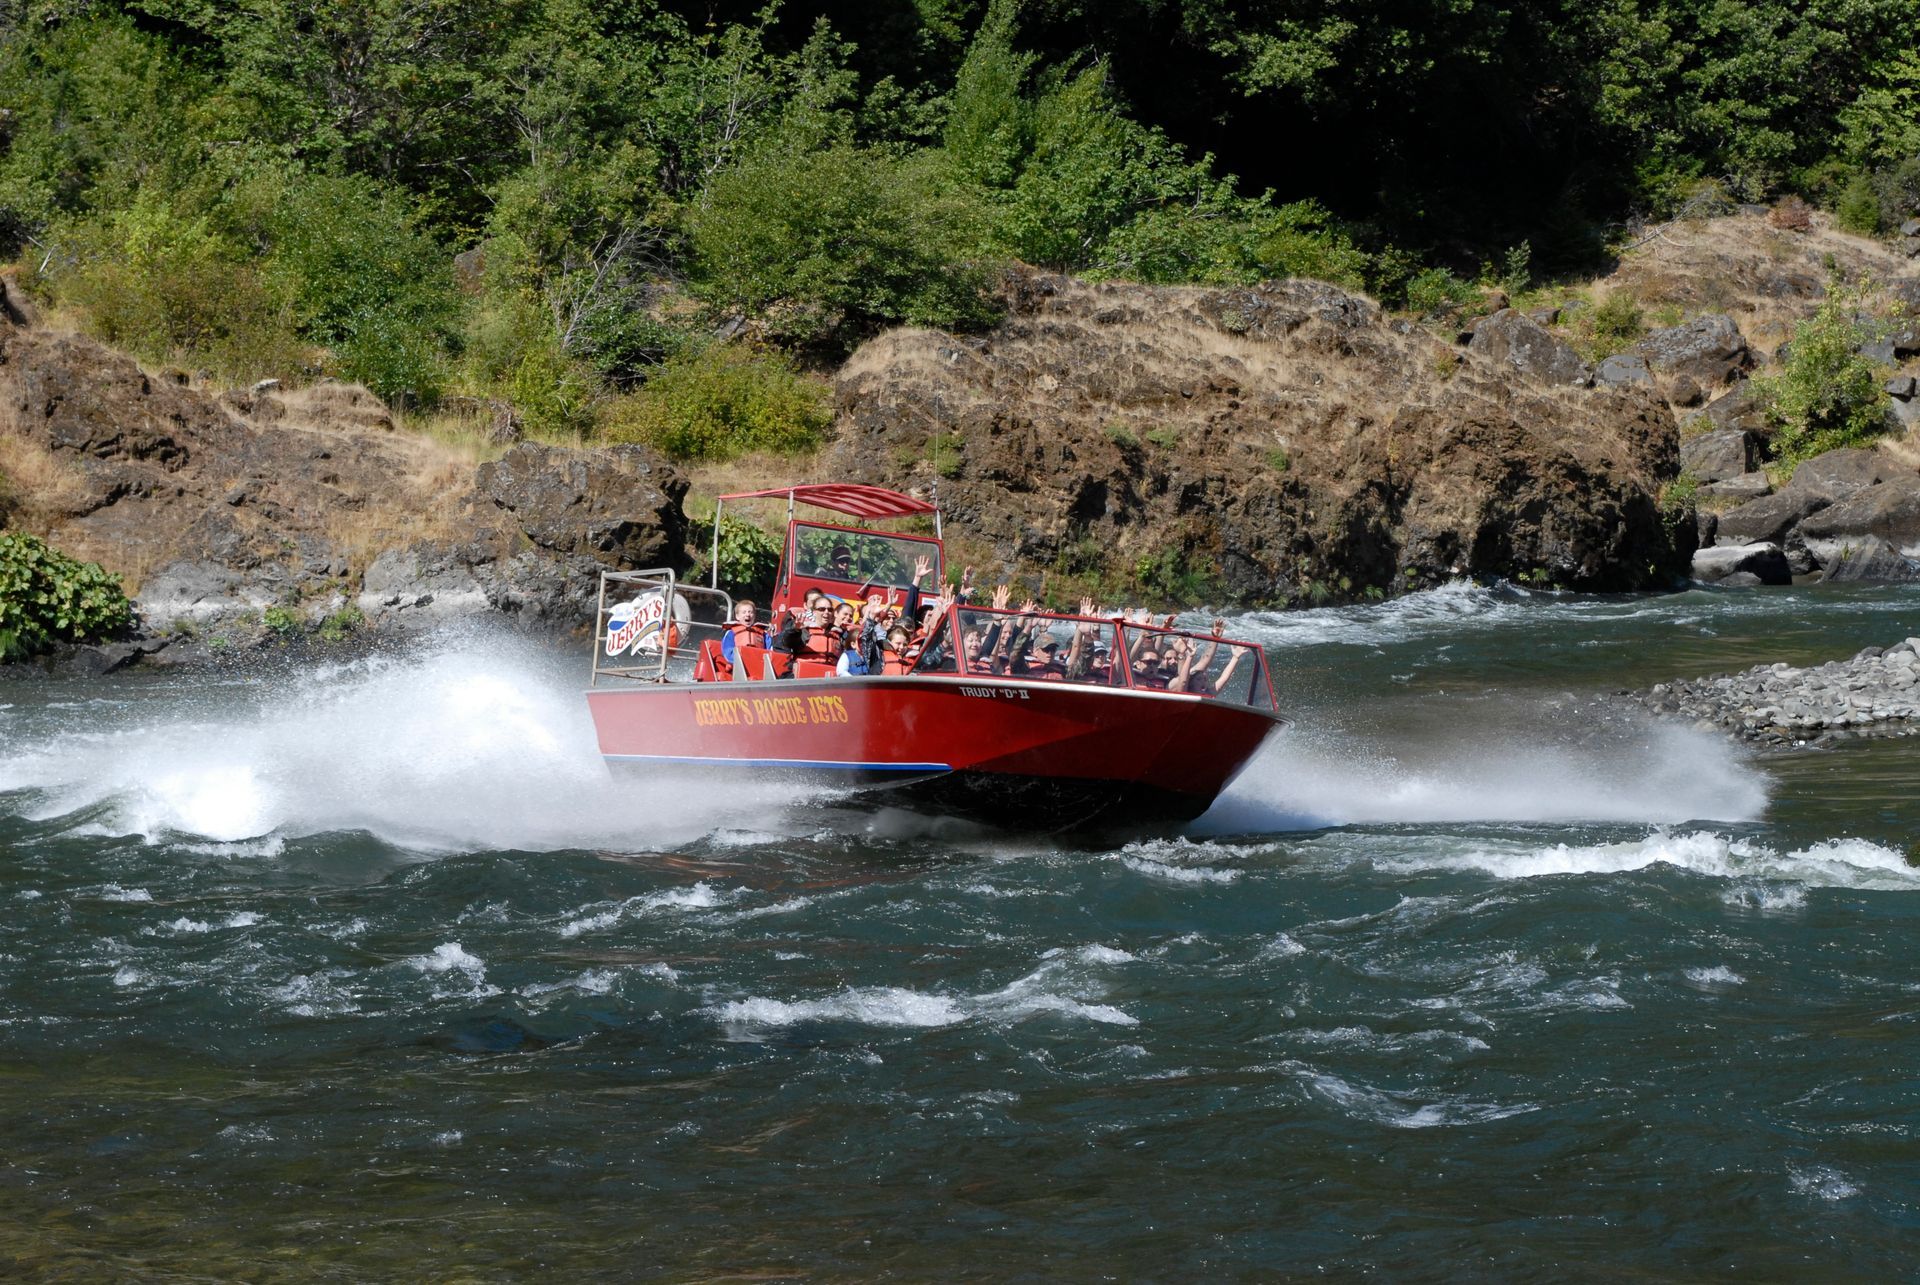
3, 582, 1919, 1278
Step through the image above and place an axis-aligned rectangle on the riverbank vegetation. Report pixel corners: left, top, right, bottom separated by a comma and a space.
0, 531, 131, 659
0, 0, 1916, 453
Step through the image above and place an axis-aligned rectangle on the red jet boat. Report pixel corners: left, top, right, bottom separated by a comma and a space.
585, 483, 1286, 831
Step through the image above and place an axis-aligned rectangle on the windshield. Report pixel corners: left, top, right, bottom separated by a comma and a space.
1119, 626, 1271, 707
955, 609, 1125, 685
792, 523, 941, 590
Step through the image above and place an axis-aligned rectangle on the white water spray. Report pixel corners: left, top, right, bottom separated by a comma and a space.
0, 632, 812, 850
1196, 715, 1768, 832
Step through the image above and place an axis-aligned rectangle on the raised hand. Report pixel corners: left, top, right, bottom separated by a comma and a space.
1160, 613, 1178, 630
1079, 596, 1095, 618
1211, 618, 1226, 638
913, 554, 932, 582
991, 583, 1011, 611
960, 565, 975, 590
1018, 597, 1039, 615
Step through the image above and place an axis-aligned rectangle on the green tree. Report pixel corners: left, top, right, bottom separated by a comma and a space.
689, 143, 998, 343
266, 171, 458, 401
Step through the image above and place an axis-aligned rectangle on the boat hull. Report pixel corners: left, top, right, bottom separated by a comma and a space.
586, 675, 1285, 830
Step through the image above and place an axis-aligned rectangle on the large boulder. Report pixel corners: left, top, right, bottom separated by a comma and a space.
1692, 542, 1791, 585
1799, 474, 1920, 566
1697, 380, 1770, 436
1714, 488, 1830, 546
1787, 447, 1902, 505
1699, 473, 1770, 503
1595, 354, 1654, 388
1679, 429, 1755, 482
1819, 538, 1920, 583
137, 559, 281, 629
1467, 309, 1594, 388
1633, 314, 1754, 391
475, 442, 688, 569
355, 539, 615, 629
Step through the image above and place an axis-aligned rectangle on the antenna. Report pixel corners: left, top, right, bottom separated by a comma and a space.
929, 427, 945, 539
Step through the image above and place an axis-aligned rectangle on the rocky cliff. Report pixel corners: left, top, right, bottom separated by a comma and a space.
831, 270, 1689, 603
0, 300, 686, 661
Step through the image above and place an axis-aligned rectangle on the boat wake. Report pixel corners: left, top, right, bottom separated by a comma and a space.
1195, 713, 1768, 832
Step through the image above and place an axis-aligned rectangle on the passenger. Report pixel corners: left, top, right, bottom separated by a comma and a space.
1026, 636, 1066, 679
961, 628, 987, 669
721, 599, 768, 666
853, 596, 890, 674
835, 637, 870, 676
880, 624, 916, 675
1131, 646, 1166, 688
827, 544, 856, 579
1088, 639, 1115, 684
829, 601, 857, 655
799, 593, 837, 657
1171, 620, 1246, 696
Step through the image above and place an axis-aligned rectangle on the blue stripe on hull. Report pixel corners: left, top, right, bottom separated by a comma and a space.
604, 754, 951, 772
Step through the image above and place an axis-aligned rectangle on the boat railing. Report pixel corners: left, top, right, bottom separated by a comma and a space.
944, 606, 1276, 711
591, 568, 734, 686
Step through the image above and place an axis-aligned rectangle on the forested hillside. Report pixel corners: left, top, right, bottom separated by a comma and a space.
1, 0, 1916, 447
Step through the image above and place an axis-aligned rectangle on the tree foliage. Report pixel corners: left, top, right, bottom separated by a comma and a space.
0, 0, 1914, 450
604, 344, 833, 462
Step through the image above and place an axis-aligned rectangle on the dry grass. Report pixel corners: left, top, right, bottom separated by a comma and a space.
0, 418, 93, 529
1604, 209, 1914, 343
318, 430, 487, 571
1881, 427, 1920, 473
684, 447, 833, 517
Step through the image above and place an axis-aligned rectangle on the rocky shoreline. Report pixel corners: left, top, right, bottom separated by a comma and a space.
3, 212, 1918, 678
1633, 637, 1920, 747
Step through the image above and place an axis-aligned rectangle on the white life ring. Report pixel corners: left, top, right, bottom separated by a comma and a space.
604, 589, 690, 657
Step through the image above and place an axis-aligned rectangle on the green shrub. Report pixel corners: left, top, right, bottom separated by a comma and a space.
1835, 173, 1884, 235
1102, 198, 1370, 289
318, 605, 364, 642
0, 532, 133, 660
691, 512, 783, 591
49, 192, 306, 379
1758, 276, 1889, 465
509, 342, 599, 440
926, 431, 965, 478
1403, 267, 1476, 318
262, 605, 300, 636
1658, 474, 1700, 532
1103, 422, 1139, 450
608, 345, 832, 462
1591, 292, 1646, 353
1131, 546, 1215, 606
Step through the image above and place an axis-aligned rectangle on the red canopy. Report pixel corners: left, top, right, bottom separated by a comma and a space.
716, 483, 937, 520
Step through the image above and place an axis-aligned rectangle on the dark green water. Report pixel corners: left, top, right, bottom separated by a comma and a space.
4, 582, 1920, 1280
